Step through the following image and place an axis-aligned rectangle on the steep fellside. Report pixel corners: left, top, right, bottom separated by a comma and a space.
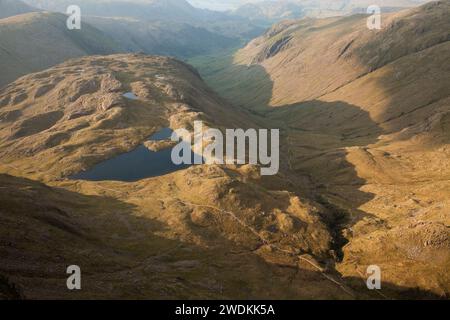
84, 16, 238, 58
23, 0, 264, 50
199, 1, 450, 111
192, 1, 450, 297
0, 0, 37, 19
0, 12, 121, 88
24, 0, 208, 23
0, 54, 368, 299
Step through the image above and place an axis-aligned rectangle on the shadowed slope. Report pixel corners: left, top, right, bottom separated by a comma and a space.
0, 54, 345, 299
190, 1, 450, 297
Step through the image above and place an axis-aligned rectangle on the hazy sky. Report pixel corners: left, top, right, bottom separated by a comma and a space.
187, 0, 265, 11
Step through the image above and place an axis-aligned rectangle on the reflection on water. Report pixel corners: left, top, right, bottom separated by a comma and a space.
149, 127, 173, 141
71, 128, 192, 182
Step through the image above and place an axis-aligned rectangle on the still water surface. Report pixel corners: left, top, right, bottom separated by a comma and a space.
72, 128, 192, 182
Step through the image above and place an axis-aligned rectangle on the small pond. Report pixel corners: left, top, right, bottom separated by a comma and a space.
71, 128, 193, 182
123, 92, 139, 100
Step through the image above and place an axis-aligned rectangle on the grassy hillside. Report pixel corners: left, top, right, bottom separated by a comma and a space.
23, 0, 265, 44
0, 0, 448, 300
84, 16, 239, 58
191, 1, 450, 297
0, 54, 366, 299
0, 0, 36, 19
0, 12, 121, 88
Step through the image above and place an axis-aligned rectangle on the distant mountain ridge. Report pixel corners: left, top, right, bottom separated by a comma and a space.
232, 0, 434, 22
24, 0, 205, 23
234, 0, 305, 24
84, 16, 239, 58
21, 0, 265, 56
0, 0, 37, 18
22, 0, 264, 37
0, 0, 261, 87
0, 11, 121, 88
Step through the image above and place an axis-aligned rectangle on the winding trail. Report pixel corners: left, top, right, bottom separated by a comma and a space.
179, 199, 357, 298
